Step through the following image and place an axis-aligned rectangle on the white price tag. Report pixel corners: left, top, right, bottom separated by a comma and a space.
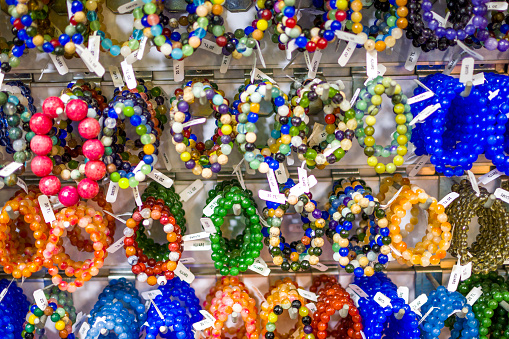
346, 287, 360, 307
203, 195, 221, 217
409, 103, 441, 125
501, 301, 509, 311
467, 170, 480, 197
137, 36, 148, 60
193, 319, 214, 331
267, 170, 279, 193
381, 186, 404, 209
438, 192, 459, 208
478, 168, 503, 185
117, 0, 143, 13
147, 170, 174, 188
405, 45, 421, 71
373, 292, 391, 308
418, 307, 437, 325
33, 289, 48, 310
486, 1, 508, 10
175, 262, 195, 283
408, 155, 431, 177
307, 51, 322, 79
298, 289, 318, 302
274, 163, 288, 183
198, 38, 222, 55
72, 312, 86, 332
250, 68, 277, 85
106, 236, 126, 253
179, 179, 204, 202
457, 40, 484, 60
76, 44, 105, 76
248, 262, 271, 276
106, 181, 119, 203
179, 257, 195, 264
447, 264, 461, 292
109, 66, 124, 89
88, 35, 100, 61
349, 284, 369, 298
132, 186, 142, 206
443, 53, 463, 75
459, 57, 474, 84
38, 195, 56, 223
200, 217, 216, 233
182, 117, 207, 128
466, 287, 482, 305
16, 177, 27, 193
141, 290, 163, 300
0, 162, 22, 176
183, 239, 211, 251
397, 286, 409, 304
103, 210, 127, 224
174, 59, 185, 82
121, 60, 137, 90
338, 41, 357, 67
303, 51, 311, 68
461, 262, 472, 281
350, 88, 360, 107
472, 72, 485, 86
258, 190, 286, 204
335, 31, 367, 44
410, 294, 428, 314
366, 50, 377, 79
407, 91, 434, 105
297, 167, 309, 193
78, 322, 90, 338
311, 262, 328, 272
49, 54, 69, 75
183, 232, 209, 242
220, 54, 232, 74
495, 187, 509, 203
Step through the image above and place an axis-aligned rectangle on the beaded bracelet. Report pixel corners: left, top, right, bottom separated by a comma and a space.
482, 10, 509, 51
141, 181, 187, 235
290, 79, 354, 169
170, 80, 234, 178
86, 278, 147, 339
206, 180, 262, 276
456, 272, 506, 338
0, 278, 30, 338
106, 86, 165, 189
262, 178, 325, 272
326, 178, 390, 277
30, 94, 105, 205
0, 81, 36, 162
45, 202, 110, 293
353, 76, 412, 174
309, 275, 364, 339
233, 80, 287, 173
203, 276, 259, 339
0, 188, 61, 279
275, 0, 345, 53
420, 286, 478, 339
447, 179, 509, 274
260, 278, 314, 339
23, 288, 76, 339
145, 277, 202, 339
377, 175, 451, 267
355, 272, 420, 338
124, 192, 184, 286
410, 73, 495, 177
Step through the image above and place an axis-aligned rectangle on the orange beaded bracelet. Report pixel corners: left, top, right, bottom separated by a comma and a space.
378, 174, 451, 267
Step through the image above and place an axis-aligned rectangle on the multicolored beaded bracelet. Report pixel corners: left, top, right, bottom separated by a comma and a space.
354, 76, 412, 174
170, 80, 235, 178
362, 0, 407, 52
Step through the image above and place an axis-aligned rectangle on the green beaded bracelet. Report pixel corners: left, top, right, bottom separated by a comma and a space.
204, 179, 264, 276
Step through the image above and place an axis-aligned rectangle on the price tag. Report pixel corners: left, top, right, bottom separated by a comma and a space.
78, 322, 90, 338
141, 290, 163, 300
348, 284, 369, 298
486, 1, 508, 10
495, 187, 509, 203
106, 236, 126, 253
203, 195, 221, 217
16, 177, 27, 193
183, 232, 209, 242
307, 51, 322, 79
467, 170, 480, 197
457, 40, 484, 60
267, 170, 279, 193
175, 262, 195, 284
407, 91, 434, 105
183, 239, 211, 251
335, 31, 367, 44
179, 179, 204, 202
346, 287, 360, 307
72, 312, 86, 332
38, 195, 56, 223
410, 294, 428, 314
306, 303, 317, 314
389, 244, 402, 257
461, 262, 472, 281
108, 66, 124, 89
220, 54, 232, 74
136, 36, 148, 60
75, 44, 105, 76
466, 287, 482, 305
472, 72, 485, 86
459, 57, 474, 84
197, 38, 222, 55
350, 88, 361, 107
121, 60, 137, 90
360, 331, 366, 339
381, 186, 404, 209
490, 89, 500, 100
147, 170, 173, 188
298, 166, 310, 193
274, 163, 288, 183
182, 117, 207, 128
180, 257, 195, 264
338, 41, 357, 67
104, 181, 119, 203
88, 35, 100, 61
33, 289, 48, 310
418, 307, 437, 325
373, 292, 391, 308
193, 319, 214, 331
298, 289, 318, 302
132, 186, 142, 206
255, 40, 266, 68
397, 286, 409, 304
438, 192, 459, 208
478, 168, 503, 185
250, 68, 277, 85
103, 210, 127, 224
501, 301, 509, 311
174, 59, 185, 82
49, 54, 69, 75
443, 52, 463, 75
447, 264, 461, 292
248, 261, 271, 276
0, 278, 14, 302
409, 103, 441, 125
286, 40, 298, 59
404, 45, 422, 71
311, 262, 328, 272
117, 0, 144, 13
258, 190, 286, 204
366, 50, 377, 79
0, 162, 22, 176
303, 51, 311, 68
200, 218, 216, 233
408, 155, 431, 177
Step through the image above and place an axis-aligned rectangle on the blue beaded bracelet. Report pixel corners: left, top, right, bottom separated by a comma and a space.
0, 278, 30, 339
